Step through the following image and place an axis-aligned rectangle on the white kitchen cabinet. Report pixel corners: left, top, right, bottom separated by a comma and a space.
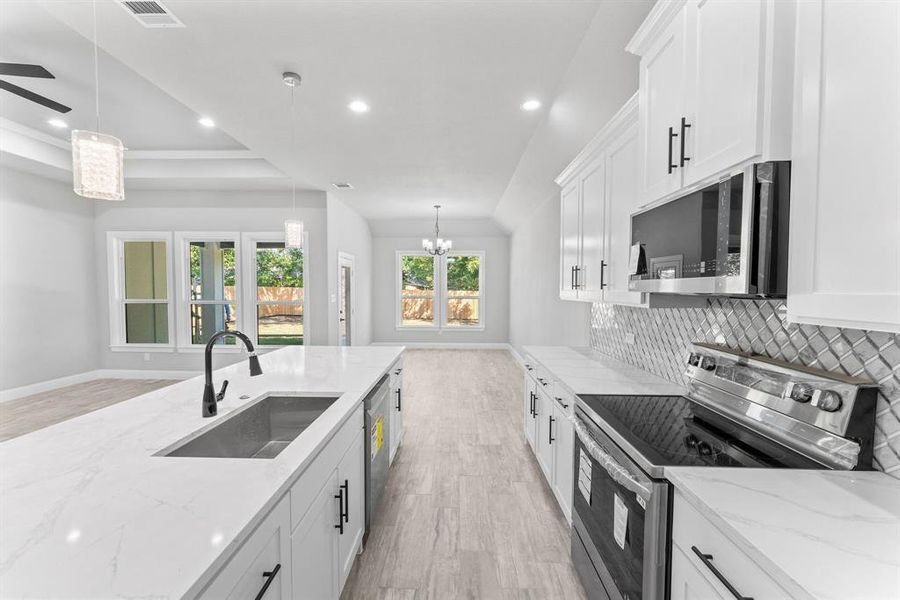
292, 471, 340, 599
637, 4, 687, 202
628, 0, 794, 206
198, 496, 292, 600
787, 0, 900, 333
559, 181, 581, 300
534, 387, 554, 482
550, 393, 574, 523
337, 430, 365, 588
577, 155, 607, 301
389, 360, 404, 463
522, 369, 537, 449
672, 490, 792, 600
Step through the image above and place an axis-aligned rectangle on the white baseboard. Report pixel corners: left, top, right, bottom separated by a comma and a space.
370, 342, 512, 350
0, 369, 197, 403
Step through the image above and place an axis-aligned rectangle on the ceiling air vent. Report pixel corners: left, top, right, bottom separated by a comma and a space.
118, 1, 184, 28
332, 182, 353, 190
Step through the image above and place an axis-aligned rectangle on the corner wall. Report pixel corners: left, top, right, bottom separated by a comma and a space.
0, 167, 99, 389
326, 194, 373, 346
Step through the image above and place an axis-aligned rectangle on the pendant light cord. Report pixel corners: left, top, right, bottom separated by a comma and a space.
92, 0, 101, 132
290, 83, 296, 216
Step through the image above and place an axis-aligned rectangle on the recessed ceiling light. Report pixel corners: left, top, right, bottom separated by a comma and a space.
47, 118, 68, 129
348, 100, 370, 114
198, 116, 216, 128
521, 99, 541, 111
332, 182, 353, 190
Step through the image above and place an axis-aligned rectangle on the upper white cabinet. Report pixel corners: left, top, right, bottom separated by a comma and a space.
787, 0, 900, 333
556, 95, 648, 307
628, 0, 795, 205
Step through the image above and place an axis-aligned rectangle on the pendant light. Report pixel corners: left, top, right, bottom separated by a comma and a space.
282, 71, 304, 248
422, 205, 452, 256
72, 0, 125, 201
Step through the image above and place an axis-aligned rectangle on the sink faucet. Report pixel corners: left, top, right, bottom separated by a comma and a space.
202, 330, 263, 417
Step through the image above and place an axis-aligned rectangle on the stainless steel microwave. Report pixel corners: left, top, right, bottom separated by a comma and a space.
629, 161, 790, 296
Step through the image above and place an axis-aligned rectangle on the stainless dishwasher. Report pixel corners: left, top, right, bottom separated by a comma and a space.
364, 375, 390, 543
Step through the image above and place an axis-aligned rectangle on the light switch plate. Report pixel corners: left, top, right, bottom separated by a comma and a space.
624, 332, 636, 345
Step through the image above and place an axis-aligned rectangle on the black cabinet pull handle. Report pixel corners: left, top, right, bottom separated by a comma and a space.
396, 388, 402, 411
600, 261, 607, 289
668, 126, 678, 174
555, 397, 569, 409
334, 486, 345, 534
549, 416, 555, 444
680, 117, 691, 167
570, 265, 576, 290
573, 265, 580, 290
254, 563, 281, 600
342, 479, 349, 523
690, 546, 753, 600
529, 392, 536, 417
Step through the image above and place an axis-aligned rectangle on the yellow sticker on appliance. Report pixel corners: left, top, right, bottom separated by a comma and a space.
371, 416, 384, 459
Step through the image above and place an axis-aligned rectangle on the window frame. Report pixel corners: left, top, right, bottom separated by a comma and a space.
441, 251, 485, 331
106, 231, 175, 351
240, 231, 310, 348
174, 232, 242, 352
395, 250, 485, 331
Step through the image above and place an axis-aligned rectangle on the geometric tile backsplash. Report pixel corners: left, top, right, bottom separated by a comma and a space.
589, 298, 900, 478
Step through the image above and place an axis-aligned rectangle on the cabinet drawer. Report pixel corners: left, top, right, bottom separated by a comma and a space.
672, 490, 790, 599
290, 404, 364, 531
389, 358, 404, 387
197, 496, 291, 600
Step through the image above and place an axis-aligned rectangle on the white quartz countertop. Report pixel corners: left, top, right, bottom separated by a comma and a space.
522, 345, 685, 397
667, 467, 900, 600
0, 345, 403, 599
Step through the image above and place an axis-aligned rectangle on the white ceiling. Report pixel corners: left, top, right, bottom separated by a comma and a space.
31, 0, 602, 220
0, 1, 246, 151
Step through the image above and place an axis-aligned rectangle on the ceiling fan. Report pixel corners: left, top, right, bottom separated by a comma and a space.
0, 62, 72, 113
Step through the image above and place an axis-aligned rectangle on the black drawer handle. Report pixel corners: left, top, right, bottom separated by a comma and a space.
668, 126, 678, 174
334, 483, 347, 534
555, 397, 569, 409
529, 391, 535, 417
396, 388, 402, 411
254, 563, 281, 600
691, 546, 753, 600
549, 415, 555, 445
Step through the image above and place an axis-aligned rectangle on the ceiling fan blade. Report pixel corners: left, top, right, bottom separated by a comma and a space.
0, 63, 54, 78
0, 80, 71, 113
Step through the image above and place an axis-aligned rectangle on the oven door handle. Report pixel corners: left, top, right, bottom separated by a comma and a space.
572, 415, 652, 502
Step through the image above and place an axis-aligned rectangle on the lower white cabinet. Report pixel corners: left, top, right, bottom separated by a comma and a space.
671, 490, 791, 600
292, 471, 341, 599
197, 496, 292, 600
550, 392, 574, 522
337, 430, 365, 588
534, 388, 554, 481
389, 360, 404, 463
522, 369, 537, 449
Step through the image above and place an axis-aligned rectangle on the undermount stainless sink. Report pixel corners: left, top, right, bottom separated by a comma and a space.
159, 394, 340, 459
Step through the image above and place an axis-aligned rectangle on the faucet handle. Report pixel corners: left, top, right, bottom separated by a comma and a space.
216, 379, 229, 402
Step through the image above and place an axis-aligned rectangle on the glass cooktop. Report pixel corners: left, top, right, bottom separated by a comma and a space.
577, 394, 822, 470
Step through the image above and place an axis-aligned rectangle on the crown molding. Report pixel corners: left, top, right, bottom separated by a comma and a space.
625, 0, 687, 57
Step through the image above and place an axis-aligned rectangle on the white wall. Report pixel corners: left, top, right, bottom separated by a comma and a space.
326, 193, 373, 346
509, 195, 589, 352
0, 167, 99, 389
93, 189, 328, 372
371, 222, 509, 344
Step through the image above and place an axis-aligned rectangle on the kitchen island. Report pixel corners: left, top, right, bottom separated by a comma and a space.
0, 345, 403, 599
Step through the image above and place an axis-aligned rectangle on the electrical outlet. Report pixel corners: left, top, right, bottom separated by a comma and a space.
624, 332, 636, 345
143, 352, 151, 361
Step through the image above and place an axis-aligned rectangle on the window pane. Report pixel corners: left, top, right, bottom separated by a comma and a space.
401, 296, 434, 326
189, 241, 236, 301
258, 303, 303, 346
124, 241, 167, 299
401, 255, 434, 290
446, 255, 480, 292
190, 303, 237, 345
125, 303, 168, 343
447, 297, 480, 327
257, 244, 303, 303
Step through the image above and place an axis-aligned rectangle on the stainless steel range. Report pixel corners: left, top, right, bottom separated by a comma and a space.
570, 342, 878, 600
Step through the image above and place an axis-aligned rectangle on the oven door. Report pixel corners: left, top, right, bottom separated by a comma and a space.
571, 409, 670, 600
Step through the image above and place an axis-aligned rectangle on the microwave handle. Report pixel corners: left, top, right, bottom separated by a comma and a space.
755, 162, 776, 295
572, 415, 652, 502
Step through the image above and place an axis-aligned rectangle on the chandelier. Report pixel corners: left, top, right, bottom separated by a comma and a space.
422, 204, 452, 256
72, 0, 125, 201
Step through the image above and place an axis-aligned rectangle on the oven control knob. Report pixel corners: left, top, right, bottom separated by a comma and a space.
696, 441, 713, 456
683, 434, 699, 450
687, 353, 701, 367
789, 383, 813, 403
812, 391, 842, 412
700, 356, 716, 371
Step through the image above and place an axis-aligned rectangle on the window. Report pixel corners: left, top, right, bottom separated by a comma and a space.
242, 233, 307, 346
396, 251, 484, 330
175, 233, 239, 347
107, 232, 174, 348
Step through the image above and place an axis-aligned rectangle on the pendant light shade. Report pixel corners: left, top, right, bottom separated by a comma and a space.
71, 130, 125, 201
284, 219, 304, 249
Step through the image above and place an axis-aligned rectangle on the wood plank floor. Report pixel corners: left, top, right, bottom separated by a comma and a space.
0, 378, 174, 442
342, 349, 586, 600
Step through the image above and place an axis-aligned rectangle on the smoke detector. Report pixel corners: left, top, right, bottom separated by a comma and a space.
118, 1, 183, 28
